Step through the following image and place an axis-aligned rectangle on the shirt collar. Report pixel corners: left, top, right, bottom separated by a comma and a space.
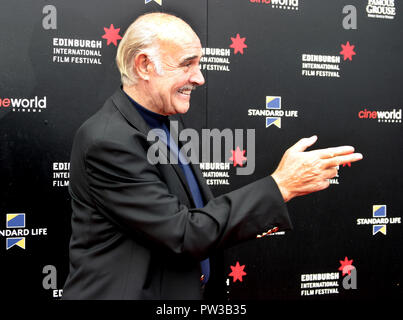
123, 91, 168, 129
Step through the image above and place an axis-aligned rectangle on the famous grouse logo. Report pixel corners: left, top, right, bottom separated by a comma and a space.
366, 0, 396, 19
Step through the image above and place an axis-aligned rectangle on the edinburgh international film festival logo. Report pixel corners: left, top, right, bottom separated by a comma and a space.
147, 113, 251, 187
42, 5, 122, 65
0, 214, 47, 250
52, 162, 70, 188
300, 257, 357, 297
200, 32, 247, 73
200, 31, 248, 73
301, 41, 356, 79
146, 121, 256, 186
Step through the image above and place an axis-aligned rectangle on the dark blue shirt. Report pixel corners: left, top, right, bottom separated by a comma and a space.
125, 93, 210, 284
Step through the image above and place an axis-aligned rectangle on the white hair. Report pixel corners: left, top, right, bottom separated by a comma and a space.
116, 12, 191, 86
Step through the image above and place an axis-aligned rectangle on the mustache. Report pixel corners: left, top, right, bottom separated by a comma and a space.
178, 85, 196, 91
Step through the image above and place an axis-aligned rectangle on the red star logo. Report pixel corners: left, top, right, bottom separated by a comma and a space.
340, 41, 356, 61
229, 261, 247, 282
229, 147, 247, 167
338, 256, 355, 276
342, 162, 351, 167
230, 33, 248, 55
102, 24, 122, 46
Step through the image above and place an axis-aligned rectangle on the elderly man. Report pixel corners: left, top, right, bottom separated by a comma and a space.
62, 12, 362, 300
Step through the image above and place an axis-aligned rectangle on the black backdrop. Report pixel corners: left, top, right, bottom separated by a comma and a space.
0, 0, 402, 301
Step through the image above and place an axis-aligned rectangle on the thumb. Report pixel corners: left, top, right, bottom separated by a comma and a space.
290, 135, 318, 152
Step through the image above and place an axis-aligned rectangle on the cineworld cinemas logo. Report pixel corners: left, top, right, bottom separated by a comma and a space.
249, 0, 299, 11
357, 205, 401, 235
0, 214, 47, 250
0, 96, 47, 113
358, 108, 402, 123
248, 96, 299, 128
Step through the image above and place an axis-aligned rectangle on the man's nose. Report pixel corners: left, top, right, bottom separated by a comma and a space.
190, 66, 205, 86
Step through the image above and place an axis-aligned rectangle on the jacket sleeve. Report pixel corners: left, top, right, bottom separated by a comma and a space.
84, 135, 292, 261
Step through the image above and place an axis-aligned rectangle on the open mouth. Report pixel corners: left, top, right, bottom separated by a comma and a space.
177, 85, 195, 96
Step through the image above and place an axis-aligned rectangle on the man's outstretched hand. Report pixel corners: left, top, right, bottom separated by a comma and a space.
271, 135, 363, 202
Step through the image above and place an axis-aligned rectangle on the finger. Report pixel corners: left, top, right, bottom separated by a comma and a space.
323, 152, 363, 168
310, 146, 355, 159
290, 135, 318, 152
323, 167, 339, 179
316, 179, 331, 192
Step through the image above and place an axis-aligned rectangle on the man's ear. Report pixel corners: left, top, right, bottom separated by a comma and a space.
134, 53, 152, 81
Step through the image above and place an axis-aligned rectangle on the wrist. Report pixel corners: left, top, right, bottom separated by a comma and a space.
271, 173, 292, 203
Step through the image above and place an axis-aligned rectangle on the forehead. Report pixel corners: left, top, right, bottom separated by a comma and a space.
158, 31, 203, 62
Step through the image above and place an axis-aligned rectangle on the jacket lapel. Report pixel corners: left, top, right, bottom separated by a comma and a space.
174, 115, 214, 203
111, 88, 150, 136
111, 88, 195, 204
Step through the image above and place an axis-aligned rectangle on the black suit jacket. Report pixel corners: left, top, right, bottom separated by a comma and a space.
62, 88, 292, 300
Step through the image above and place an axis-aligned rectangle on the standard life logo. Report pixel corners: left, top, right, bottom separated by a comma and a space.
356, 205, 401, 235
247, 96, 299, 128
1, 214, 48, 250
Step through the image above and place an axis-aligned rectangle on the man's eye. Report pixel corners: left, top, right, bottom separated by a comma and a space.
181, 60, 196, 68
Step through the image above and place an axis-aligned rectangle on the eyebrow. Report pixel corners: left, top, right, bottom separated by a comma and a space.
179, 55, 200, 65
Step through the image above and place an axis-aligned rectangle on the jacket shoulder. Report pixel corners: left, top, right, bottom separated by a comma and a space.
74, 95, 144, 150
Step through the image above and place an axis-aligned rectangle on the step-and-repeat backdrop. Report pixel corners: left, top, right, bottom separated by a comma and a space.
1, 0, 402, 300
